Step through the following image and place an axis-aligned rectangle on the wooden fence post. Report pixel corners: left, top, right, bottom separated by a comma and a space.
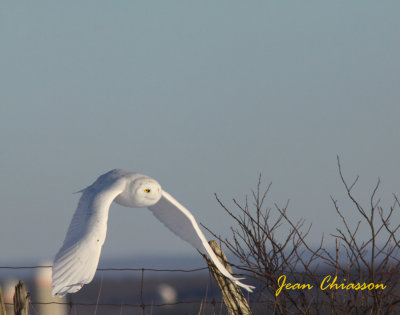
0, 286, 6, 315
13, 281, 29, 315
204, 240, 252, 315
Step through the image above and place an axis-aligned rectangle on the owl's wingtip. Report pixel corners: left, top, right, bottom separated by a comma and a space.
234, 279, 255, 293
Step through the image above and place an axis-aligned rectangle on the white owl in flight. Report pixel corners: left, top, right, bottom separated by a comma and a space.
52, 169, 254, 296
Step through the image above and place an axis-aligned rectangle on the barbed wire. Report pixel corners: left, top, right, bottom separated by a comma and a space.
4, 300, 224, 307
0, 265, 208, 272
5, 299, 398, 308
0, 264, 372, 277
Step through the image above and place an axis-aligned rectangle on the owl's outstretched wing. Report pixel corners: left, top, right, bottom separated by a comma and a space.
52, 173, 126, 296
148, 190, 255, 292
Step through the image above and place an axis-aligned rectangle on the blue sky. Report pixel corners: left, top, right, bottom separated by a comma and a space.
1, 1, 399, 264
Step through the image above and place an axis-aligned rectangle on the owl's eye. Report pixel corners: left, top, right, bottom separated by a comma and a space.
144, 189, 151, 193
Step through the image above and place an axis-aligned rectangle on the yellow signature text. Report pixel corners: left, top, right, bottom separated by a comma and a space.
320, 275, 387, 291
275, 275, 313, 296
275, 275, 387, 296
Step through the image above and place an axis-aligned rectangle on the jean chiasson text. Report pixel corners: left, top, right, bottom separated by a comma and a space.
275, 275, 387, 296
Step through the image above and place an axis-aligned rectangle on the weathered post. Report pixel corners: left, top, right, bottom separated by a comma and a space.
204, 240, 252, 315
0, 286, 6, 315
13, 281, 29, 315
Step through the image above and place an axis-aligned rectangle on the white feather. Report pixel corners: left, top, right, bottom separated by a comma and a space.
52, 171, 126, 296
148, 191, 255, 292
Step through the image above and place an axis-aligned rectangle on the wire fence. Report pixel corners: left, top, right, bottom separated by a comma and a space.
0, 264, 231, 315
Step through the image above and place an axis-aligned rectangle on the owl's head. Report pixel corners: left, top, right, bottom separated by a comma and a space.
115, 176, 162, 208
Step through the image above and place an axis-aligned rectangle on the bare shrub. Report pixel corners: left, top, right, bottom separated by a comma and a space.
206, 157, 400, 314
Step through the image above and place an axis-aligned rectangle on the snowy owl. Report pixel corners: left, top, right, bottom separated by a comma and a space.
52, 169, 254, 296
